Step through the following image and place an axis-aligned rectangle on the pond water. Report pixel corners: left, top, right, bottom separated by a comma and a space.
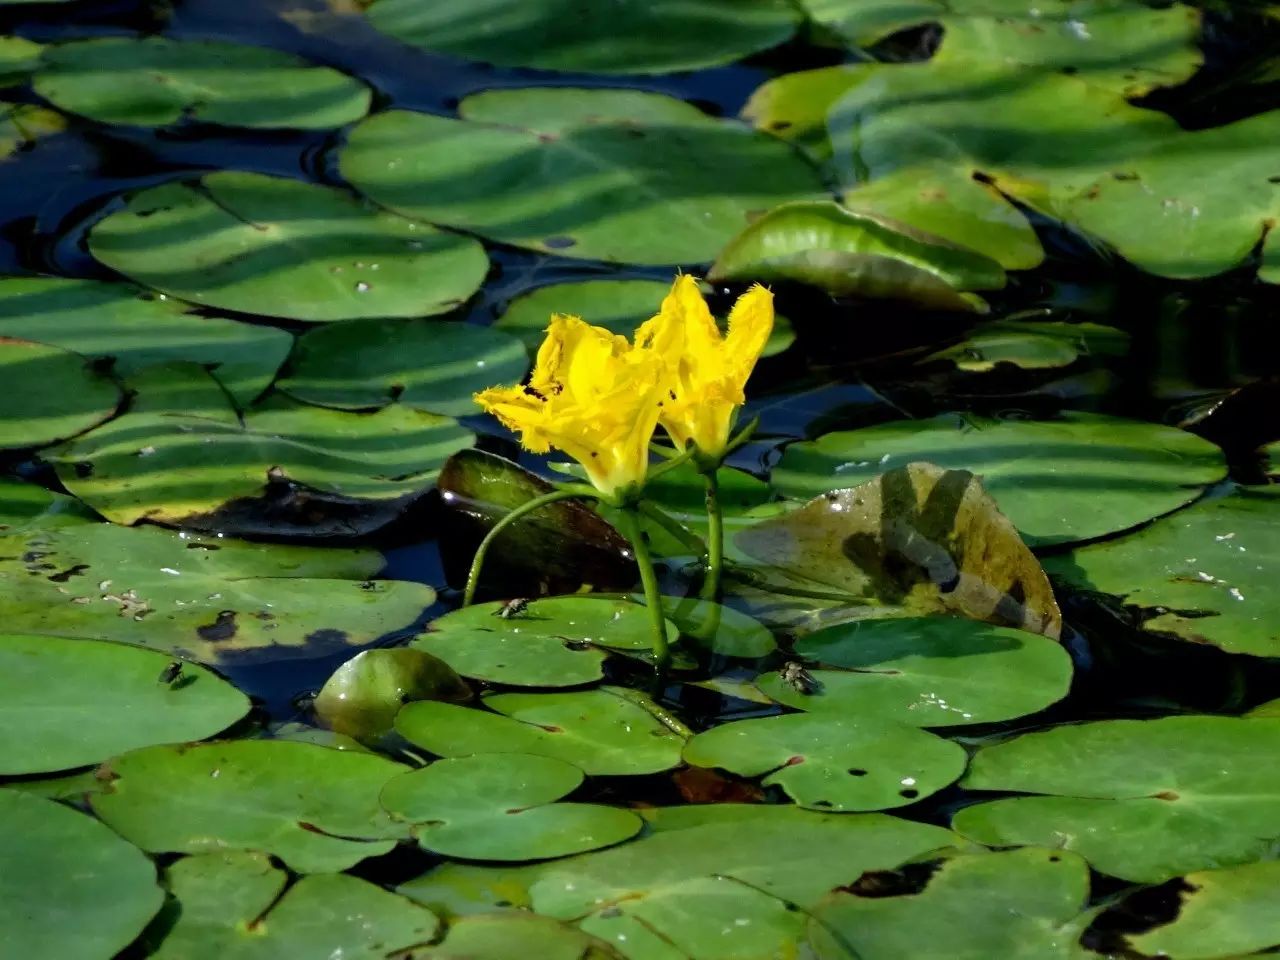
3, 1, 1280, 958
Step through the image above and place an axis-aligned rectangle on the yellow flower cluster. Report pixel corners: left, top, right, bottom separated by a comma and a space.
475, 276, 773, 501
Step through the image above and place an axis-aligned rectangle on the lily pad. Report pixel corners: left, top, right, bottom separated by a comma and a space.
91, 739, 410, 873
0, 102, 64, 157
0, 477, 96, 532
772, 413, 1225, 546
0, 277, 292, 406
144, 851, 441, 960
396, 687, 687, 775
808, 848, 1097, 960
1126, 859, 1280, 960
683, 712, 967, 811
88, 171, 489, 322
421, 595, 675, 653
0, 521, 434, 663
34, 38, 370, 129
364, 0, 798, 74
279, 319, 527, 417
738, 462, 1064, 638
660, 595, 778, 657
340, 88, 826, 265
314, 648, 472, 742
49, 364, 472, 536
1044, 486, 1280, 656
0, 633, 250, 775
424, 913, 625, 960
382, 753, 643, 861
412, 625, 608, 687
755, 616, 1071, 726
955, 715, 1280, 882
0, 790, 162, 960
0, 338, 119, 449
0, 36, 41, 85
926, 319, 1128, 372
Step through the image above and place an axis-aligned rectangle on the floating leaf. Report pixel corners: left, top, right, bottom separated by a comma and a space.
0, 634, 250, 775
144, 851, 440, 960
808, 848, 1097, 960
0, 790, 162, 960
34, 38, 370, 129
425, 913, 625, 960
382, 753, 643, 861
314, 648, 471, 742
340, 88, 826, 265
88, 171, 489, 322
279, 319, 526, 417
955, 715, 1280, 882
0, 338, 119, 449
396, 687, 687, 775
49, 365, 472, 536
1044, 486, 1280, 656
0, 478, 96, 532
683, 712, 966, 811
755, 616, 1071, 726
0, 521, 434, 663
772, 413, 1224, 546
0, 102, 64, 157
660, 595, 778, 657
710, 200, 1003, 310
92, 740, 409, 873
0, 36, 42, 85
0, 277, 292, 406
926, 320, 1128, 373
738, 462, 1064, 638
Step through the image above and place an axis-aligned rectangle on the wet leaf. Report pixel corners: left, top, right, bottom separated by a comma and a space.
0, 633, 250, 775
340, 88, 826, 265
738, 462, 1064, 638
0, 521, 434, 663
683, 712, 966, 811
88, 171, 489, 322
926, 320, 1128, 372
0, 790, 162, 960
49, 364, 472, 537
382, 753, 643, 861
91, 740, 410, 873
755, 616, 1071, 726
34, 37, 370, 129
144, 851, 440, 960
314, 648, 471, 742
0, 338, 120, 449
773, 413, 1224, 546
955, 715, 1280, 882
424, 913, 626, 960
396, 687, 687, 775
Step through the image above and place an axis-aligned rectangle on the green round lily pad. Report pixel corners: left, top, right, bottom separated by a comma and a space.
0, 477, 96, 532
425, 913, 626, 960
0, 790, 162, 960
772, 412, 1225, 546
755, 617, 1071, 726
0, 338, 119, 449
411, 629, 608, 688
424, 596, 677, 652
684, 712, 967, 811
0, 633, 250, 775
88, 171, 489, 322
314, 648, 472, 742
382, 753, 643, 861
91, 739, 410, 873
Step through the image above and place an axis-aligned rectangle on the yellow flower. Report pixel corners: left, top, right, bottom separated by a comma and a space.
637, 275, 773, 461
474, 314, 665, 501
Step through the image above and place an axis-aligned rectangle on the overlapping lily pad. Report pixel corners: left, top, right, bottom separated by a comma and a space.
955, 715, 1280, 882
0, 338, 119, 449
279, 319, 527, 417
0, 35, 41, 85
1045, 486, 1280, 656
0, 633, 250, 775
684, 712, 966, 810
0, 790, 162, 960
363, 0, 799, 74
91, 740, 410, 873
49, 365, 472, 535
340, 88, 826, 265
0, 521, 434, 662
396, 687, 687, 775
925, 319, 1128, 372
382, 753, 643, 861
0, 477, 95, 532
34, 38, 371, 129
0, 277, 292, 406
88, 171, 489, 322
0, 101, 64, 157
144, 852, 441, 960
755, 617, 1071, 725
425, 913, 625, 960
314, 648, 471, 742
772, 413, 1224, 546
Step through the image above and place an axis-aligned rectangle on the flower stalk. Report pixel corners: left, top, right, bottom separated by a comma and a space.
614, 507, 670, 678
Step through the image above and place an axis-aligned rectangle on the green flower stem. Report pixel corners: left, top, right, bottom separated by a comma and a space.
616, 507, 670, 677
700, 470, 724, 602
462, 488, 596, 607
636, 500, 705, 556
